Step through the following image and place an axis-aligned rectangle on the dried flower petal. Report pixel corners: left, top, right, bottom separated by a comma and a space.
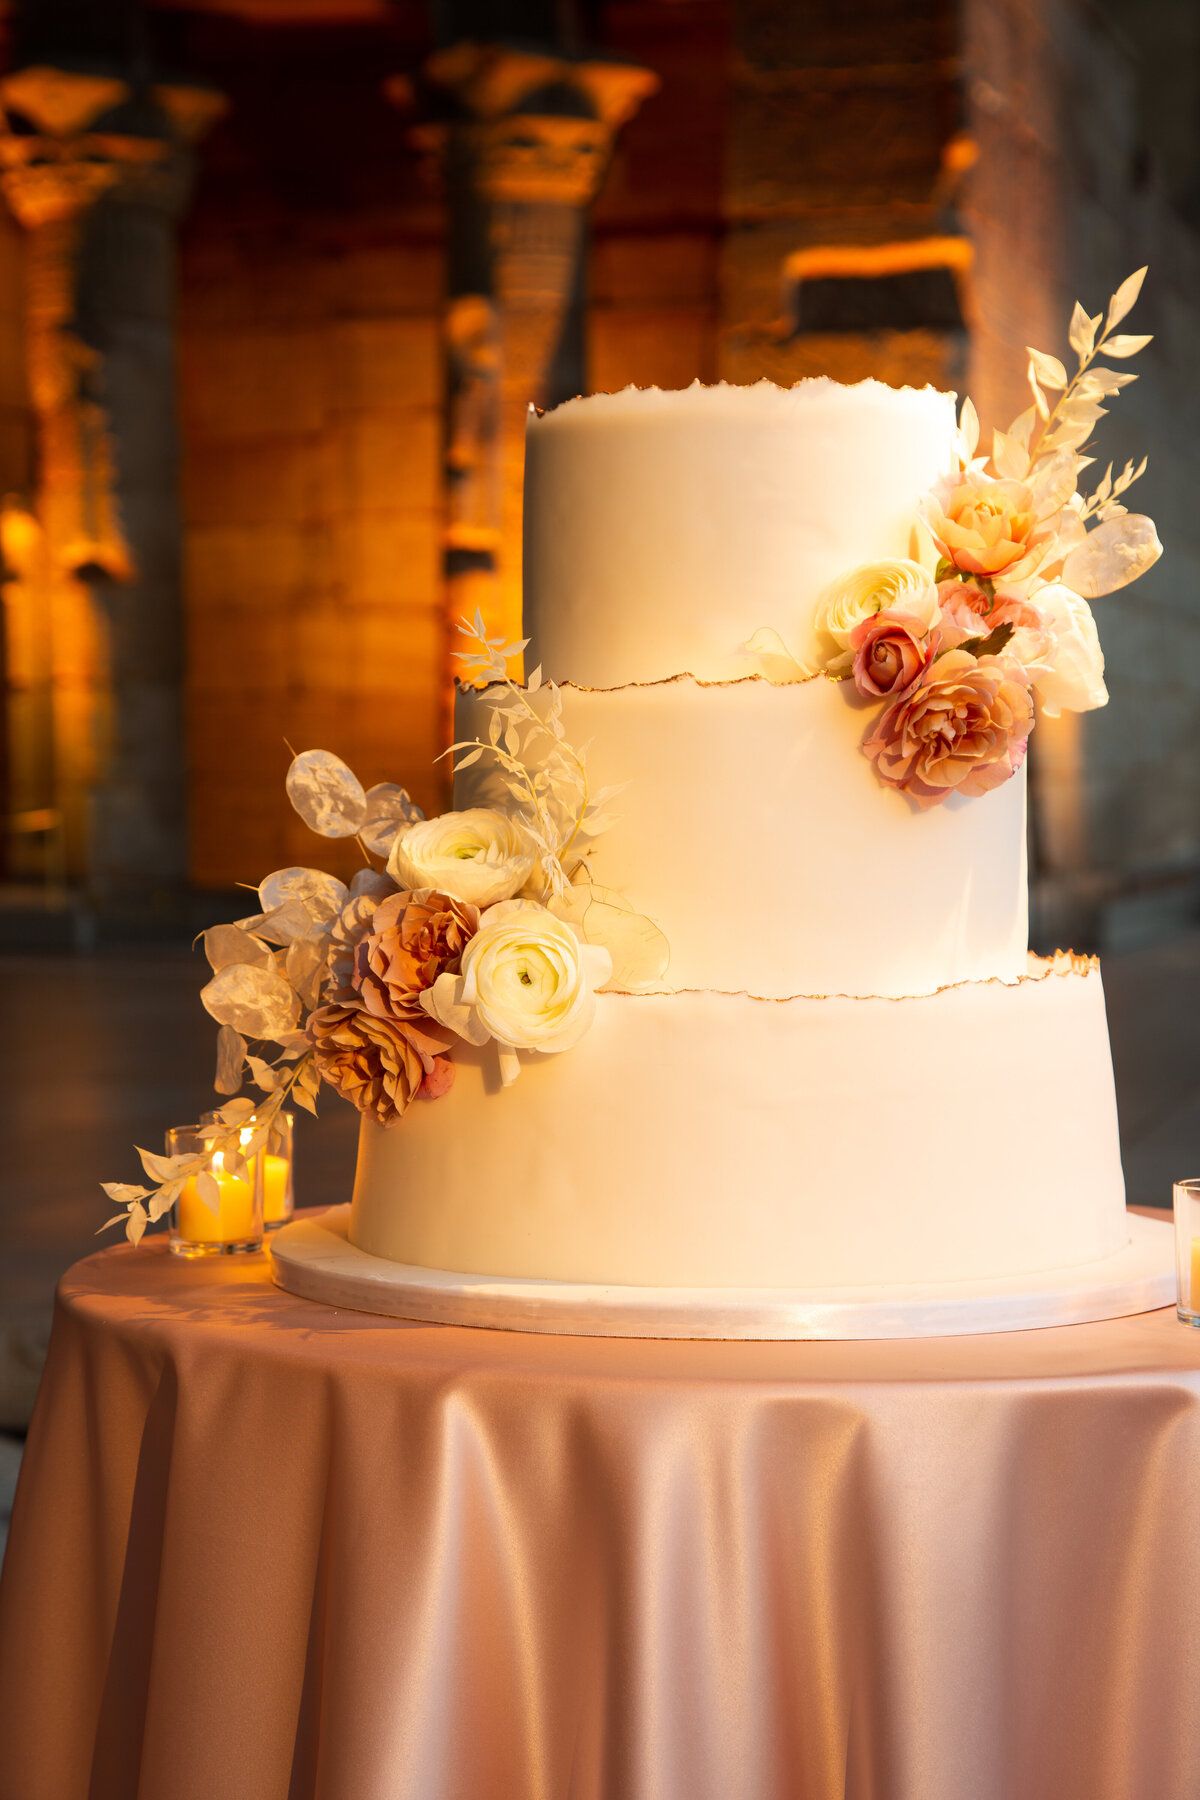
350, 867, 397, 903
1061, 514, 1162, 597
200, 963, 301, 1040
285, 936, 326, 1010
285, 750, 367, 838
581, 894, 670, 991
214, 1024, 247, 1095
359, 784, 425, 858
251, 898, 322, 947
259, 867, 348, 925
204, 924, 269, 973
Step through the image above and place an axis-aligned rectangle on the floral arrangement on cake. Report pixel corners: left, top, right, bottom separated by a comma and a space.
749, 269, 1162, 808
101, 617, 668, 1245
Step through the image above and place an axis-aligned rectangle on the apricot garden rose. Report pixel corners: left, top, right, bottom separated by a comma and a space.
863, 649, 1034, 809
354, 888, 478, 1031
924, 474, 1052, 579
306, 1003, 447, 1127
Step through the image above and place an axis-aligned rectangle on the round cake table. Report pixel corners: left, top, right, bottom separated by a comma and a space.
2, 1211, 1200, 1800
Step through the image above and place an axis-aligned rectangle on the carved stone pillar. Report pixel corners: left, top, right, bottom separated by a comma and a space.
407, 44, 657, 653
0, 65, 224, 898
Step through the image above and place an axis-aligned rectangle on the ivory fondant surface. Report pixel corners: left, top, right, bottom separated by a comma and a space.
523, 379, 958, 686
457, 676, 1029, 996
349, 966, 1127, 1290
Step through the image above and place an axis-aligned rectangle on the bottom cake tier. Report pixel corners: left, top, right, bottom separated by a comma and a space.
348, 957, 1128, 1290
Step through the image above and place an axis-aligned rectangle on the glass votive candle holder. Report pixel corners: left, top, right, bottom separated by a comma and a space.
1173, 1179, 1200, 1326
258, 1110, 294, 1231
168, 1123, 264, 1257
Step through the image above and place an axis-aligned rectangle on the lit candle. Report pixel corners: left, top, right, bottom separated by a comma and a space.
177, 1150, 256, 1245
1189, 1238, 1200, 1313
261, 1153, 291, 1224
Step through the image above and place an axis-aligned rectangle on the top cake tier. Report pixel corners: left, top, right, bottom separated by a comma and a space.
523, 378, 958, 686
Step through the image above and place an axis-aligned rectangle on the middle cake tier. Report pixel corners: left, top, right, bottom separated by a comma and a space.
456, 675, 1029, 998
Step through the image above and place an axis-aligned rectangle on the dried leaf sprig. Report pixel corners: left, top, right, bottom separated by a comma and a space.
447, 610, 625, 901
100, 1051, 318, 1246
984, 268, 1150, 497
953, 268, 1161, 603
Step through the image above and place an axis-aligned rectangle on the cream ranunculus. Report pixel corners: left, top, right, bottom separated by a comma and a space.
816, 558, 940, 651
420, 898, 612, 1084
387, 808, 534, 908
1010, 582, 1109, 718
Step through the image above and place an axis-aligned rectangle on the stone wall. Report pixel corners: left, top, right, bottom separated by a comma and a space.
964, 0, 1200, 948
589, 2, 728, 395
720, 0, 967, 393
0, 203, 35, 867
177, 15, 446, 888
179, 4, 729, 891
1055, 0, 1200, 949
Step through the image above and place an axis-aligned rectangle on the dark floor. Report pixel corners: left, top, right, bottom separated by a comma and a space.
0, 944, 360, 1430
0, 930, 1198, 1552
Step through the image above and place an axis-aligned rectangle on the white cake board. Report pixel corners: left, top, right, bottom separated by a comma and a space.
269, 1206, 1177, 1341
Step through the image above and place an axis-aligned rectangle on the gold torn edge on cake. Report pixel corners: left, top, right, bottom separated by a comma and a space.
458, 669, 831, 698
597, 952, 1101, 1006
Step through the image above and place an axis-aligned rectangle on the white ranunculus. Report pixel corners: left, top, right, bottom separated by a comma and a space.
387, 808, 534, 908
1012, 582, 1109, 718
420, 899, 612, 1085
816, 558, 940, 649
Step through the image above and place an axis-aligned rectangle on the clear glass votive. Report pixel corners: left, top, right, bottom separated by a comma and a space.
168, 1123, 264, 1257
1173, 1179, 1200, 1326
258, 1110, 294, 1231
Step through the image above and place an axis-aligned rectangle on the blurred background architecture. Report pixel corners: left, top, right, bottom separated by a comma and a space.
0, 0, 1194, 950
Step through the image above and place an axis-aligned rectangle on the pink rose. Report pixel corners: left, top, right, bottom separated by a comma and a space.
863, 649, 1034, 809
924, 474, 1053, 578
849, 609, 937, 699
936, 578, 1044, 648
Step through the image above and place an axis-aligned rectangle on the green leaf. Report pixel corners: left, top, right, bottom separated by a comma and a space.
964, 621, 1014, 659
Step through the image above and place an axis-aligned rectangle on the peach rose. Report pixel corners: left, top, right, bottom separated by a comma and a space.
306, 1003, 447, 1127
849, 609, 937, 699
353, 888, 479, 1033
863, 649, 1034, 809
924, 475, 1051, 579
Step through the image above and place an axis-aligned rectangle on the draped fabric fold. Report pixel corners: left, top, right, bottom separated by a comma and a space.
2, 1228, 1200, 1800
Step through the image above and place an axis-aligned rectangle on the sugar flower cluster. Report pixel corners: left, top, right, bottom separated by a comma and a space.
756, 269, 1162, 809
101, 615, 667, 1245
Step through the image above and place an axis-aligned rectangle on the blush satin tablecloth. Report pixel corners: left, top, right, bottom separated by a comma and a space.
2, 1216, 1200, 1800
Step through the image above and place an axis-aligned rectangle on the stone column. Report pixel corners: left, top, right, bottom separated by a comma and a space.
0, 65, 224, 899
406, 44, 657, 652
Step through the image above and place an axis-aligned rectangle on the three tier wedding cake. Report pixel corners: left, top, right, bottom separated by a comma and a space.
349, 378, 1129, 1289
105, 273, 1164, 1315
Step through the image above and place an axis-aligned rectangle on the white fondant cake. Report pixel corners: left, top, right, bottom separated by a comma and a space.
350, 380, 1129, 1291
455, 675, 1029, 998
